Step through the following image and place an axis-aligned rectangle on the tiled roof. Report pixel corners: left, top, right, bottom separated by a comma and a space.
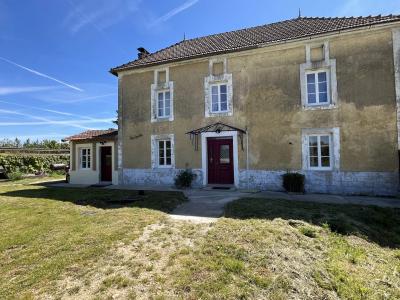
110, 15, 400, 74
63, 129, 117, 141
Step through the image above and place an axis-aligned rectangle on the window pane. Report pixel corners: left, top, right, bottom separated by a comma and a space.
318, 82, 327, 92
220, 93, 227, 102
307, 93, 316, 104
321, 157, 330, 167
212, 94, 218, 104
310, 156, 319, 167
82, 149, 86, 155
318, 72, 327, 82
321, 146, 330, 157
319, 92, 328, 103
165, 107, 170, 116
166, 141, 171, 149
220, 84, 227, 94
158, 92, 163, 101
159, 157, 165, 165
307, 73, 315, 84
320, 136, 329, 146
309, 146, 318, 157
211, 85, 218, 95
212, 103, 219, 112
307, 83, 316, 94
309, 136, 318, 147
166, 157, 171, 165
165, 91, 170, 100
166, 148, 171, 159
220, 102, 228, 111
220, 145, 230, 163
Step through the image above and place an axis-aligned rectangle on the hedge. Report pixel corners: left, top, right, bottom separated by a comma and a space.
0, 154, 69, 174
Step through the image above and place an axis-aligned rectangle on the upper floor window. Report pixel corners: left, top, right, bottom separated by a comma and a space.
205, 58, 233, 117
151, 68, 174, 122
157, 90, 171, 118
300, 41, 338, 110
80, 148, 91, 169
211, 83, 228, 112
306, 70, 329, 105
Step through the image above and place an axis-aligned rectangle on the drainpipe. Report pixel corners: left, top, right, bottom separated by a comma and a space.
246, 127, 249, 190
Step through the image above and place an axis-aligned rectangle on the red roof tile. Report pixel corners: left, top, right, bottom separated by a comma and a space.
110, 15, 400, 74
63, 129, 117, 141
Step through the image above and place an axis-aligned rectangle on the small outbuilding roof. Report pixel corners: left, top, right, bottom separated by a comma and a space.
63, 129, 118, 142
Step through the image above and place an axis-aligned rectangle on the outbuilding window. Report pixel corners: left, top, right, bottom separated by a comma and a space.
80, 148, 91, 169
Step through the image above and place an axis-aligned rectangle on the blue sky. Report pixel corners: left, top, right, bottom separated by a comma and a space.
1, 0, 399, 141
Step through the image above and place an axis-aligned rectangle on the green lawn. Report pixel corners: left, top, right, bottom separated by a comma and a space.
1, 179, 400, 299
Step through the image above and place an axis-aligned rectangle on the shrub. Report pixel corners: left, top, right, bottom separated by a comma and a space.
299, 226, 317, 238
174, 169, 197, 188
0, 154, 69, 175
8, 171, 23, 181
282, 172, 305, 193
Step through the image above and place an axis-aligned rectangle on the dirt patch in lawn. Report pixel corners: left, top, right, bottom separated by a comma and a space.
46, 219, 212, 299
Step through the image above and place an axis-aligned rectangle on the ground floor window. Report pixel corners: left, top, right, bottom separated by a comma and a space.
308, 134, 331, 169
302, 128, 339, 171
158, 139, 172, 166
80, 148, 91, 169
151, 134, 175, 168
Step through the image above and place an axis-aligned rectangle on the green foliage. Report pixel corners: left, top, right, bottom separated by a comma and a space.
282, 172, 305, 193
8, 171, 23, 181
174, 169, 197, 188
299, 226, 317, 238
0, 154, 69, 175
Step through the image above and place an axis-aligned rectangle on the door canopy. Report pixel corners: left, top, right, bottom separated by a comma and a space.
186, 122, 246, 150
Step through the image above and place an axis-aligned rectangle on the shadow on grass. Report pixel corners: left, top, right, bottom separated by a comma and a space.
224, 198, 400, 248
1, 186, 187, 213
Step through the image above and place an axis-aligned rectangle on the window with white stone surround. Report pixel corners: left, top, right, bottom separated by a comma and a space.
151, 134, 175, 168
151, 68, 174, 122
79, 147, 91, 169
300, 41, 338, 109
302, 128, 340, 171
205, 58, 233, 117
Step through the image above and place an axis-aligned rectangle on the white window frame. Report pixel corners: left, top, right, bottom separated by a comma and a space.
307, 134, 332, 170
151, 134, 175, 169
300, 41, 338, 110
156, 89, 171, 118
302, 128, 340, 171
305, 69, 331, 106
204, 58, 233, 117
151, 67, 174, 122
210, 82, 228, 113
157, 139, 172, 168
79, 147, 91, 170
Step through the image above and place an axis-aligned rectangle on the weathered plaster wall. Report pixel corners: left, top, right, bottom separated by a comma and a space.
119, 27, 399, 194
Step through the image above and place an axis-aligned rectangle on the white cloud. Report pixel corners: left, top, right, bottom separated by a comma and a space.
0, 86, 60, 96
0, 56, 83, 92
0, 109, 114, 129
149, 0, 199, 28
64, 0, 142, 34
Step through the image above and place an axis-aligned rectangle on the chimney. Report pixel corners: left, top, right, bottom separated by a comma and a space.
137, 47, 150, 59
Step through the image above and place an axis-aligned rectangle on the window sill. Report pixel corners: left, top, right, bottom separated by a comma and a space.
302, 104, 337, 111
307, 168, 334, 171
206, 110, 233, 117
151, 117, 173, 123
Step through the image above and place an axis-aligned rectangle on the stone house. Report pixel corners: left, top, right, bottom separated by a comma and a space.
67, 15, 400, 195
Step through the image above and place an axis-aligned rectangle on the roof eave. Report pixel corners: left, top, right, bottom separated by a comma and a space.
109, 18, 400, 76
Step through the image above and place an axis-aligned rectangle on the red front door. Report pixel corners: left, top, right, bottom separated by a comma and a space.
207, 138, 234, 184
100, 146, 112, 182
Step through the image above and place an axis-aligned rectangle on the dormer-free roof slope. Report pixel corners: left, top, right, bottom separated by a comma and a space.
110, 15, 400, 75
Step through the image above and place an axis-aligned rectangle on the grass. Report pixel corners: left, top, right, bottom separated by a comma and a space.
0, 177, 186, 299
1, 180, 400, 299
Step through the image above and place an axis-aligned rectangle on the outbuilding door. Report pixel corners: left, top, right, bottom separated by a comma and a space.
100, 146, 112, 182
207, 138, 234, 184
